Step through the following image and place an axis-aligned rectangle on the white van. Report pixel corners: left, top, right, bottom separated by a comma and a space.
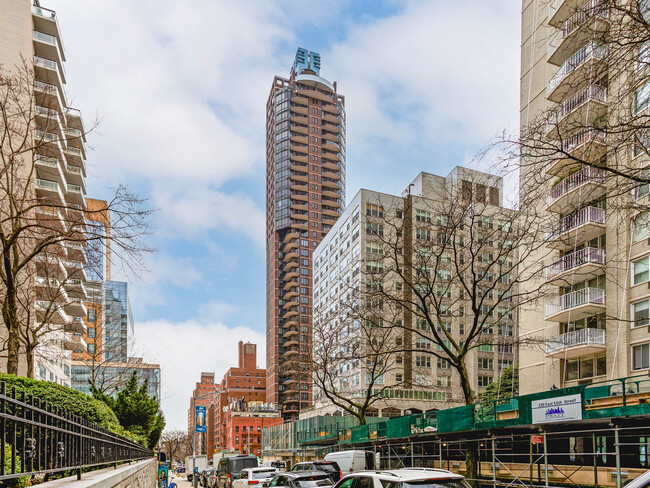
323, 450, 379, 474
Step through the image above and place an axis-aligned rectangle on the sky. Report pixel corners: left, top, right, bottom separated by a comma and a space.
48, 0, 521, 430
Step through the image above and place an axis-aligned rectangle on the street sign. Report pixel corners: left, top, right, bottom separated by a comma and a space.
195, 406, 207, 433
531, 435, 544, 444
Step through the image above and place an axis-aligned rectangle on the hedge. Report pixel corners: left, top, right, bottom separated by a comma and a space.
0, 374, 138, 442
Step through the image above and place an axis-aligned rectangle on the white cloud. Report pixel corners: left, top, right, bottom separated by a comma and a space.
327, 0, 520, 150
152, 186, 265, 246
132, 317, 265, 431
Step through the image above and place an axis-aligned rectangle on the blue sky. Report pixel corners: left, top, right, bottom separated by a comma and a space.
50, 0, 520, 430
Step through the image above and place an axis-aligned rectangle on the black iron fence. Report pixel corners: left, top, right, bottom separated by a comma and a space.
0, 381, 153, 482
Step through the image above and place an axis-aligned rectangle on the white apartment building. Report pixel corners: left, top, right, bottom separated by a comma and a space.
519, 0, 650, 391
310, 167, 517, 418
0, 1, 89, 384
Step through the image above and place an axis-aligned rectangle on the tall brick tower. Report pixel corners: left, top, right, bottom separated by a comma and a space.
265, 48, 346, 420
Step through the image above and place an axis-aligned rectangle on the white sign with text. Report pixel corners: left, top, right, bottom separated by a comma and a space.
531, 394, 583, 424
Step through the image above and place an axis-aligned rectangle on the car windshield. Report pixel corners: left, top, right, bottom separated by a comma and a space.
401, 480, 468, 488
293, 478, 332, 488
314, 464, 337, 474
253, 470, 278, 480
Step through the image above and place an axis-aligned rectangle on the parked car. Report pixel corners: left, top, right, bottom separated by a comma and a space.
323, 451, 378, 474
262, 461, 287, 472
269, 471, 333, 488
232, 467, 279, 488
333, 468, 471, 488
290, 462, 342, 482
216, 454, 259, 488
208, 469, 219, 488
201, 468, 215, 487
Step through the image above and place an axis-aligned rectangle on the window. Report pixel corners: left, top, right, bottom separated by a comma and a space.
366, 222, 384, 236
366, 203, 384, 218
415, 356, 431, 367
634, 211, 650, 242
566, 354, 607, 380
478, 357, 493, 370
478, 344, 493, 352
87, 309, 96, 322
395, 373, 403, 382
633, 343, 650, 370
633, 299, 650, 328
634, 256, 650, 285
416, 209, 431, 222
366, 261, 383, 273
88, 344, 95, 354
478, 376, 493, 387
365, 241, 384, 254
437, 375, 451, 387
635, 82, 650, 114
437, 358, 451, 369
88, 327, 96, 338
416, 228, 431, 241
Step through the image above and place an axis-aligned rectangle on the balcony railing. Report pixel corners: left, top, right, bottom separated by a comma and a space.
550, 85, 607, 127
35, 178, 58, 191
561, 0, 609, 39
34, 79, 57, 94
548, 206, 605, 240
546, 247, 605, 279
35, 129, 58, 142
548, 166, 606, 203
34, 55, 57, 70
33, 30, 56, 45
546, 287, 605, 318
561, 127, 606, 153
549, 42, 607, 93
32, 5, 56, 19
546, 328, 606, 355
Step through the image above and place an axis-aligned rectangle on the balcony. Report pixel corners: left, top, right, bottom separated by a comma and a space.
65, 278, 88, 300
64, 297, 87, 318
548, 42, 608, 103
63, 333, 87, 353
546, 287, 605, 321
548, 0, 609, 67
547, 206, 605, 249
546, 247, 605, 284
34, 54, 65, 86
546, 328, 606, 358
64, 316, 87, 334
546, 166, 606, 213
35, 300, 71, 325
546, 128, 607, 177
66, 183, 85, 207
546, 85, 607, 140
35, 178, 65, 204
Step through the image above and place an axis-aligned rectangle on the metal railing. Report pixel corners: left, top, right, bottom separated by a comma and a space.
0, 381, 152, 481
549, 42, 607, 93
547, 205, 605, 240
546, 247, 605, 279
548, 166, 606, 204
546, 327, 606, 354
560, 0, 609, 39
546, 287, 605, 317
561, 126, 606, 153
548, 85, 607, 130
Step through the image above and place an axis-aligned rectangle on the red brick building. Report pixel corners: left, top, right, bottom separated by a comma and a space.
188, 372, 217, 455
223, 401, 282, 456
213, 342, 269, 451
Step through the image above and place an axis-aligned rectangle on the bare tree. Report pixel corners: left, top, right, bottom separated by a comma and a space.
0, 62, 153, 376
312, 298, 430, 425
344, 171, 552, 480
161, 430, 189, 463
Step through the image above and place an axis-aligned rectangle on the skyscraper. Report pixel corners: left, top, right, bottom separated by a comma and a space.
266, 48, 346, 419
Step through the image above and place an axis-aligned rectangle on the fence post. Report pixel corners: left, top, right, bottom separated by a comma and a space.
592, 432, 598, 488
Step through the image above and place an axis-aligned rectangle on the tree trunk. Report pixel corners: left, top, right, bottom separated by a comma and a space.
3, 298, 20, 375
457, 361, 478, 484
25, 344, 34, 378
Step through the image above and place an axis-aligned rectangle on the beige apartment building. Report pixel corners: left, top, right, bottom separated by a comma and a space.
519, 0, 650, 392
310, 167, 517, 418
0, 1, 89, 383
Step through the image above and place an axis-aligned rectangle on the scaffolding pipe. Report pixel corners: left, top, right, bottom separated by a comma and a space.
491, 438, 497, 488
615, 426, 621, 488
543, 432, 549, 488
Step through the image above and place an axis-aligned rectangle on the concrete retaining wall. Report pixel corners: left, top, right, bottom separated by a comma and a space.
37, 458, 157, 488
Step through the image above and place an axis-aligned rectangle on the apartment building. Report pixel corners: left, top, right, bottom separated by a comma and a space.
188, 372, 218, 455
311, 167, 517, 417
265, 47, 346, 419
222, 400, 282, 456
212, 341, 268, 452
0, 1, 89, 383
519, 0, 650, 391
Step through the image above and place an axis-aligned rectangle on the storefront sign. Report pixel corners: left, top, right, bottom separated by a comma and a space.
531, 394, 582, 424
